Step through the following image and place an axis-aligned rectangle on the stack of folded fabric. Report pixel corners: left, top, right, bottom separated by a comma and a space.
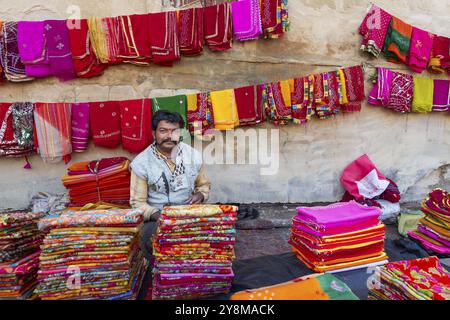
35, 209, 148, 300
408, 189, 450, 255
368, 256, 450, 300
61, 157, 131, 207
290, 201, 389, 273
0, 212, 45, 299
152, 205, 238, 300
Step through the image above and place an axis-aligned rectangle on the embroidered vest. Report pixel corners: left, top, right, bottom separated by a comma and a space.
130, 142, 202, 211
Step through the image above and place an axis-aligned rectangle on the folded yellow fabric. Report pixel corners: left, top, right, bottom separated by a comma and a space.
412, 77, 434, 113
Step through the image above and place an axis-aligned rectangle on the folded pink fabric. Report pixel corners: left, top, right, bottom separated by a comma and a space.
295, 201, 382, 232
407, 27, 434, 73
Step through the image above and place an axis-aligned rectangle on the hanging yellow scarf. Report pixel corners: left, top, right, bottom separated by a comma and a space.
210, 89, 240, 130
412, 77, 434, 113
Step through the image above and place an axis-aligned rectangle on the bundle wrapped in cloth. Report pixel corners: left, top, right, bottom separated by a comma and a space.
61, 157, 131, 207
290, 201, 388, 273
368, 256, 450, 300
0, 212, 45, 299
152, 205, 238, 300
408, 189, 450, 255
35, 209, 148, 300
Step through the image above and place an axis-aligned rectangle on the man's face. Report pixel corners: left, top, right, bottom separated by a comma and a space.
155, 120, 182, 151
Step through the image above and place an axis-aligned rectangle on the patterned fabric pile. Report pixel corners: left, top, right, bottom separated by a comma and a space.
61, 157, 131, 207
35, 209, 148, 300
408, 189, 450, 254
152, 205, 238, 300
290, 201, 388, 273
231, 273, 359, 300
368, 256, 450, 300
0, 212, 45, 299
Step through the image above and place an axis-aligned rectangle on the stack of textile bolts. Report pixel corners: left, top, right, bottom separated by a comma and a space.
0, 212, 45, 299
61, 157, 131, 207
408, 189, 450, 255
290, 201, 389, 273
35, 209, 148, 300
368, 257, 450, 300
152, 205, 238, 300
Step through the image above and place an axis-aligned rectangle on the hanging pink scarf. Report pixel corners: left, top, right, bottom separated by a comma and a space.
71, 103, 90, 153
44, 20, 76, 81
407, 27, 434, 74
368, 67, 394, 106
17, 21, 51, 78
232, 0, 262, 41
432, 79, 450, 112
359, 4, 392, 57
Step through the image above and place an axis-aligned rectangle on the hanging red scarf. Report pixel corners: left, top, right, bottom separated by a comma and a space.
149, 11, 180, 66
204, 3, 233, 52
178, 8, 205, 56
234, 86, 259, 126
68, 19, 106, 78
89, 101, 121, 148
341, 66, 365, 113
119, 99, 153, 154
118, 14, 152, 65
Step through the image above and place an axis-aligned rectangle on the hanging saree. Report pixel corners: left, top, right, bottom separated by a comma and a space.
260, 81, 292, 125
232, 0, 263, 41
17, 21, 51, 78
387, 72, 413, 113
44, 20, 76, 81
68, 19, 106, 78
150, 12, 180, 66
204, 3, 233, 52
12, 102, 35, 152
87, 17, 122, 64
432, 79, 450, 112
368, 67, 394, 107
260, 0, 289, 39
412, 77, 434, 113
0, 22, 33, 82
407, 27, 434, 74
71, 103, 90, 153
178, 8, 204, 56
428, 35, 450, 74
118, 14, 152, 65
327, 71, 341, 115
234, 85, 260, 126
34, 103, 72, 163
383, 17, 413, 64
359, 4, 393, 57
89, 101, 122, 149
210, 89, 240, 130
151, 95, 190, 143
187, 92, 214, 138
119, 99, 153, 154
341, 66, 365, 113
314, 73, 334, 119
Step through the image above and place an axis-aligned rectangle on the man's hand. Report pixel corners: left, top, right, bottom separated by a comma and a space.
187, 192, 205, 205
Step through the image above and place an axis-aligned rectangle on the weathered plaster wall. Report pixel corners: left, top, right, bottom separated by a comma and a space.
0, 0, 449, 210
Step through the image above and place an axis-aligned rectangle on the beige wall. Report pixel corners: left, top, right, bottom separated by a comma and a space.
0, 0, 449, 210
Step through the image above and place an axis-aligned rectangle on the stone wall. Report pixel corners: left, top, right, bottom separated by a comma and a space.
0, 0, 449, 210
